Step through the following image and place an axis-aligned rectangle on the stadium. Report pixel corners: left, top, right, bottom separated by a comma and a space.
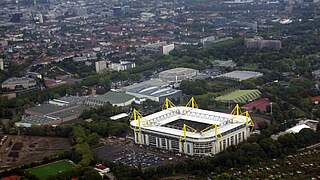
130, 98, 254, 156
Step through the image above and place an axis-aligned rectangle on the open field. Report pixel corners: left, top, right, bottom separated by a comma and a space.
0, 135, 71, 171
26, 160, 75, 180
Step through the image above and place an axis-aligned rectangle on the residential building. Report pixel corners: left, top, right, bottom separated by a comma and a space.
0, 58, 4, 70
95, 60, 108, 73
110, 61, 135, 72
245, 37, 282, 50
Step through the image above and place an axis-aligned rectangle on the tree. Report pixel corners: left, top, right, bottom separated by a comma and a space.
81, 168, 102, 180
258, 138, 281, 158
278, 133, 297, 153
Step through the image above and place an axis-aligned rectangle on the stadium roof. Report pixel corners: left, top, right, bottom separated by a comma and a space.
215, 89, 261, 103
130, 106, 249, 140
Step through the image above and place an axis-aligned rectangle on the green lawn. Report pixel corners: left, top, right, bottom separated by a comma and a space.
215, 89, 261, 103
26, 160, 76, 180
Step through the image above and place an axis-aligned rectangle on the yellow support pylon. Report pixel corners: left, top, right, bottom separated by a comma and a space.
130, 108, 144, 131
179, 124, 197, 150
231, 104, 242, 115
130, 108, 146, 144
241, 111, 254, 130
201, 124, 222, 139
186, 97, 198, 109
162, 97, 175, 110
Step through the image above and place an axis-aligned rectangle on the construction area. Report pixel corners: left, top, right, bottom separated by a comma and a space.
0, 135, 71, 171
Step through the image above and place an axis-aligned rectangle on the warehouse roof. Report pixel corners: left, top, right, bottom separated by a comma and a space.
122, 79, 181, 98
122, 79, 168, 91
159, 68, 198, 77
26, 103, 70, 115
21, 105, 85, 125
216, 71, 263, 81
88, 91, 135, 105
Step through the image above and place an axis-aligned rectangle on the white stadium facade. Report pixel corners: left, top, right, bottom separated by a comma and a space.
130, 98, 253, 156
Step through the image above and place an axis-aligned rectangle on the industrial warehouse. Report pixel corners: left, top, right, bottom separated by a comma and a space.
130, 98, 254, 156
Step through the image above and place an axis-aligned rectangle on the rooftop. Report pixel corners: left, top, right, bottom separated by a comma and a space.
122, 79, 181, 98
216, 71, 263, 81
2, 77, 36, 84
88, 91, 135, 104
159, 68, 198, 76
286, 124, 311, 134
243, 98, 270, 112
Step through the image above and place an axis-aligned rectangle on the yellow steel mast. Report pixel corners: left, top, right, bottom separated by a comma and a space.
201, 124, 222, 139
130, 108, 145, 143
230, 104, 254, 130
162, 97, 175, 110
185, 97, 198, 109
179, 124, 197, 152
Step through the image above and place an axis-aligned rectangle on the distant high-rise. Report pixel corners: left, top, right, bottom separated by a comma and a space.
245, 37, 282, 50
95, 60, 107, 73
0, 59, 4, 71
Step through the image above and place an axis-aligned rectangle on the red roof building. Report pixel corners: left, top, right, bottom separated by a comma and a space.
243, 98, 271, 112
311, 96, 320, 104
1, 176, 21, 180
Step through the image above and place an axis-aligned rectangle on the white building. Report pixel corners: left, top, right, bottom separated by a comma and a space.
130, 106, 252, 156
138, 42, 175, 55
95, 60, 107, 73
285, 124, 311, 134
110, 61, 135, 72
162, 44, 175, 55
159, 68, 198, 83
0, 59, 4, 70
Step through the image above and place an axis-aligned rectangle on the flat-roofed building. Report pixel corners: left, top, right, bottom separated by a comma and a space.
122, 79, 182, 103
18, 97, 86, 127
159, 68, 199, 83
216, 71, 263, 82
1, 77, 37, 90
85, 91, 135, 107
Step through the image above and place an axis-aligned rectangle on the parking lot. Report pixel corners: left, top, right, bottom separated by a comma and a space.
94, 137, 184, 168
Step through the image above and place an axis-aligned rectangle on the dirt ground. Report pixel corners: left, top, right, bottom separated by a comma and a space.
0, 135, 71, 171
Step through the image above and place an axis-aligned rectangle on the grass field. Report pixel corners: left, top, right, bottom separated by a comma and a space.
215, 89, 261, 103
26, 160, 76, 180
